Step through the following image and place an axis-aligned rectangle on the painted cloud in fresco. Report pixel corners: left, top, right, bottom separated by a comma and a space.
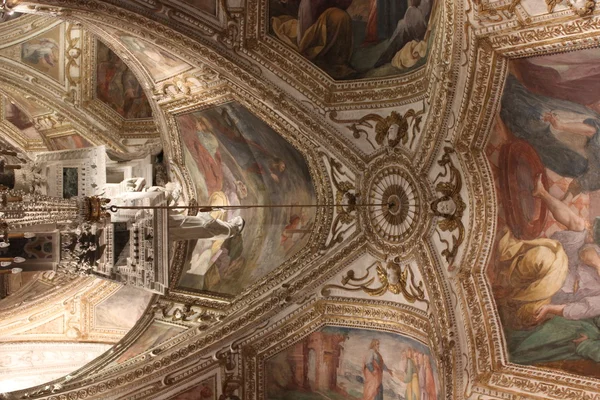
176, 101, 316, 297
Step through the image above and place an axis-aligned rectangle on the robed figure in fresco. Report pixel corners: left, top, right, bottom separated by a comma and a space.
495, 176, 600, 365
362, 339, 393, 400
403, 349, 420, 400
364, 0, 408, 44
500, 74, 600, 199
271, 0, 355, 79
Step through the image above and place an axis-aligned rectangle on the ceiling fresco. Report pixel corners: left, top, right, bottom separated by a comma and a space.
21, 24, 62, 82
268, 0, 435, 80
176, 101, 316, 297
95, 40, 153, 120
266, 326, 439, 400
4, 102, 41, 141
0, 0, 600, 399
487, 47, 600, 380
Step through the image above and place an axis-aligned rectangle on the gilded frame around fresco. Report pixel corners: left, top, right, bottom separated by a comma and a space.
240, 298, 455, 400
455, 16, 600, 396
243, 0, 457, 109
161, 86, 335, 308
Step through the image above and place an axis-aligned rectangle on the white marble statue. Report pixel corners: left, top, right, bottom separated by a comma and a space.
116, 179, 245, 241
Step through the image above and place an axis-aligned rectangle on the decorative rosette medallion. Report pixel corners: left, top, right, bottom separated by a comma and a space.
361, 153, 431, 253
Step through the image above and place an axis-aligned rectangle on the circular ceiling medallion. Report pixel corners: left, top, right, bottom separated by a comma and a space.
362, 155, 430, 252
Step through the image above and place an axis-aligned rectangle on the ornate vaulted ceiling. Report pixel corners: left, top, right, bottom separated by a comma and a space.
0, 0, 599, 399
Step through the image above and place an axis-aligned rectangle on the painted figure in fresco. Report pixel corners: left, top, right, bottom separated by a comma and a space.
423, 355, 437, 400
497, 175, 600, 328
500, 74, 600, 199
364, 0, 408, 45
417, 352, 427, 400
178, 114, 224, 198
21, 38, 59, 71
403, 349, 420, 400
280, 209, 312, 253
362, 339, 393, 400
97, 44, 151, 119
121, 69, 147, 118
374, 0, 431, 68
219, 108, 287, 186
272, 0, 355, 79
496, 176, 600, 365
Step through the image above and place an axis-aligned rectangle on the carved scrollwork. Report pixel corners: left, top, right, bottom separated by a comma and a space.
155, 69, 220, 102
151, 300, 224, 329
546, 0, 595, 16
322, 256, 427, 305
431, 147, 465, 269
320, 152, 357, 251
330, 107, 425, 151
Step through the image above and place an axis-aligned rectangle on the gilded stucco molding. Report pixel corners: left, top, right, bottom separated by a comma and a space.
469, 0, 600, 36
0, 14, 61, 48
450, 36, 506, 397
470, 2, 600, 58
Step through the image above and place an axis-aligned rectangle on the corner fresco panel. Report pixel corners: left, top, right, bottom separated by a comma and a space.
176, 102, 316, 297
487, 47, 600, 379
268, 0, 436, 80
96, 41, 153, 119
4, 102, 40, 139
21, 25, 62, 81
49, 134, 92, 150
266, 326, 440, 400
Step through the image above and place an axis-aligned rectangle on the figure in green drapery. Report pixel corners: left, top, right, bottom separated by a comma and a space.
495, 174, 600, 366
507, 316, 600, 365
